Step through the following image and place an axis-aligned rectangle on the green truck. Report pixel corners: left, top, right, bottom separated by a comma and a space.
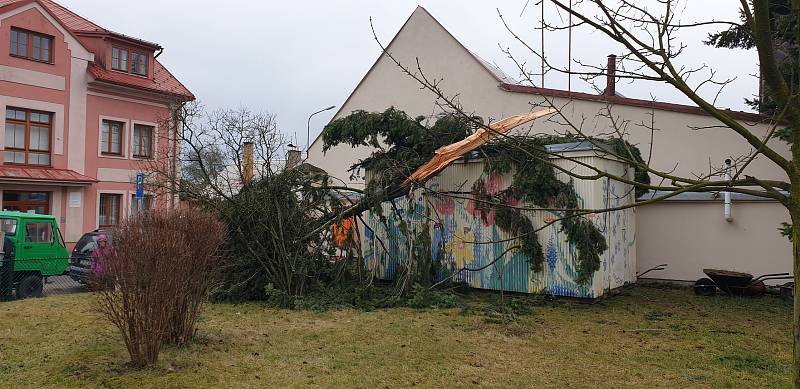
0, 211, 70, 299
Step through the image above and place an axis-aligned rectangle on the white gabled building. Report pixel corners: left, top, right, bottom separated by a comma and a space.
307, 6, 791, 284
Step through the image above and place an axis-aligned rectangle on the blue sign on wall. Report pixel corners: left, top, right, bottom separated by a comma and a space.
135, 173, 145, 199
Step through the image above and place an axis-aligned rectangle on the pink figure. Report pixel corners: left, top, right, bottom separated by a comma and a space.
91, 234, 111, 278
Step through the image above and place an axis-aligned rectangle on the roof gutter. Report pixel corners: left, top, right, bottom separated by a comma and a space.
79, 31, 162, 51
0, 178, 95, 186
498, 83, 776, 123
154, 47, 164, 59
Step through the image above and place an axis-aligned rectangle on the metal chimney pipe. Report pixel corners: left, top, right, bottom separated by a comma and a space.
724, 158, 733, 222
606, 54, 617, 97
243, 141, 254, 183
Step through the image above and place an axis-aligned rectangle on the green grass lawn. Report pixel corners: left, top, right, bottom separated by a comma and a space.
0, 285, 792, 388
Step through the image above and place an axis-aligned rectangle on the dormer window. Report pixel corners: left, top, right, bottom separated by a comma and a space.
112, 47, 147, 76
10, 28, 53, 63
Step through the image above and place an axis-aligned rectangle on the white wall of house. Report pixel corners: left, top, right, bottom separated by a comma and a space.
638, 200, 791, 282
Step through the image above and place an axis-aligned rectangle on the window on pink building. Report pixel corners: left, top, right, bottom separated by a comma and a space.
130, 194, 153, 216
130, 52, 147, 76
4, 107, 51, 166
99, 193, 122, 227
10, 28, 52, 63
112, 47, 147, 76
133, 124, 153, 159
101, 120, 124, 156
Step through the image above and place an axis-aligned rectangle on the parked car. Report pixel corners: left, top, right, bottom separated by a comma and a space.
0, 211, 70, 299
68, 229, 112, 285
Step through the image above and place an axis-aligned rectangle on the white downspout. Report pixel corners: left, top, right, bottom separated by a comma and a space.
724, 158, 733, 222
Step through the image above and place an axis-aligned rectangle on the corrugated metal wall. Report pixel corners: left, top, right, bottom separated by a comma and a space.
362, 150, 636, 298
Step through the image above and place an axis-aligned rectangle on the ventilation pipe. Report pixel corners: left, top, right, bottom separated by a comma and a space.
243, 141, 254, 183
724, 158, 733, 222
605, 54, 617, 97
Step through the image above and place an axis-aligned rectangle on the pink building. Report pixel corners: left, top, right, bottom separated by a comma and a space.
0, 0, 193, 245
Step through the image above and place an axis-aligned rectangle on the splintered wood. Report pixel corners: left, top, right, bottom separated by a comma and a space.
402, 108, 555, 186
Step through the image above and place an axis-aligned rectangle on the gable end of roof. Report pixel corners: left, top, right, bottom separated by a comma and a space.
308, 5, 507, 152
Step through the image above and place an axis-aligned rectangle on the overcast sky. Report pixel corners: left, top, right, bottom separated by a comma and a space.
59, 1, 755, 148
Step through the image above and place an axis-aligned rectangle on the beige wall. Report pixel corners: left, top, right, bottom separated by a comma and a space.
308, 6, 792, 281
637, 201, 791, 283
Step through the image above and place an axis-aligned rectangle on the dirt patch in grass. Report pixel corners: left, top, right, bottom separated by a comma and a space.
0, 285, 792, 388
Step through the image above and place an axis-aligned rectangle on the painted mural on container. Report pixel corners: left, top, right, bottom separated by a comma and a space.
361, 151, 636, 298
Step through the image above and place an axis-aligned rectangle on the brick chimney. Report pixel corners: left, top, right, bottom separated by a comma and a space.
242, 141, 254, 182
286, 149, 302, 169
605, 54, 617, 97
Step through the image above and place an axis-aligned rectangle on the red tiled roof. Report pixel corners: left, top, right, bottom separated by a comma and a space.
38, 0, 101, 32
0, 166, 96, 185
498, 83, 774, 123
36, 0, 158, 47
0, 0, 193, 100
0, 0, 22, 7
88, 61, 194, 100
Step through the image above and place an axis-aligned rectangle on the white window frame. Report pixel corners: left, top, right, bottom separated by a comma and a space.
97, 115, 130, 159
95, 189, 128, 229
0, 98, 64, 155
130, 119, 158, 160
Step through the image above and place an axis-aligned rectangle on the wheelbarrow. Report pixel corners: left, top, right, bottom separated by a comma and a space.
693, 269, 793, 297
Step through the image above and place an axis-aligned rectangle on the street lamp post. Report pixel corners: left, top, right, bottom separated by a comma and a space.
306, 105, 336, 157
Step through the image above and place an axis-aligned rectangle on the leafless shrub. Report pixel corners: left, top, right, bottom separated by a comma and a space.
94, 208, 225, 367
165, 210, 226, 345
